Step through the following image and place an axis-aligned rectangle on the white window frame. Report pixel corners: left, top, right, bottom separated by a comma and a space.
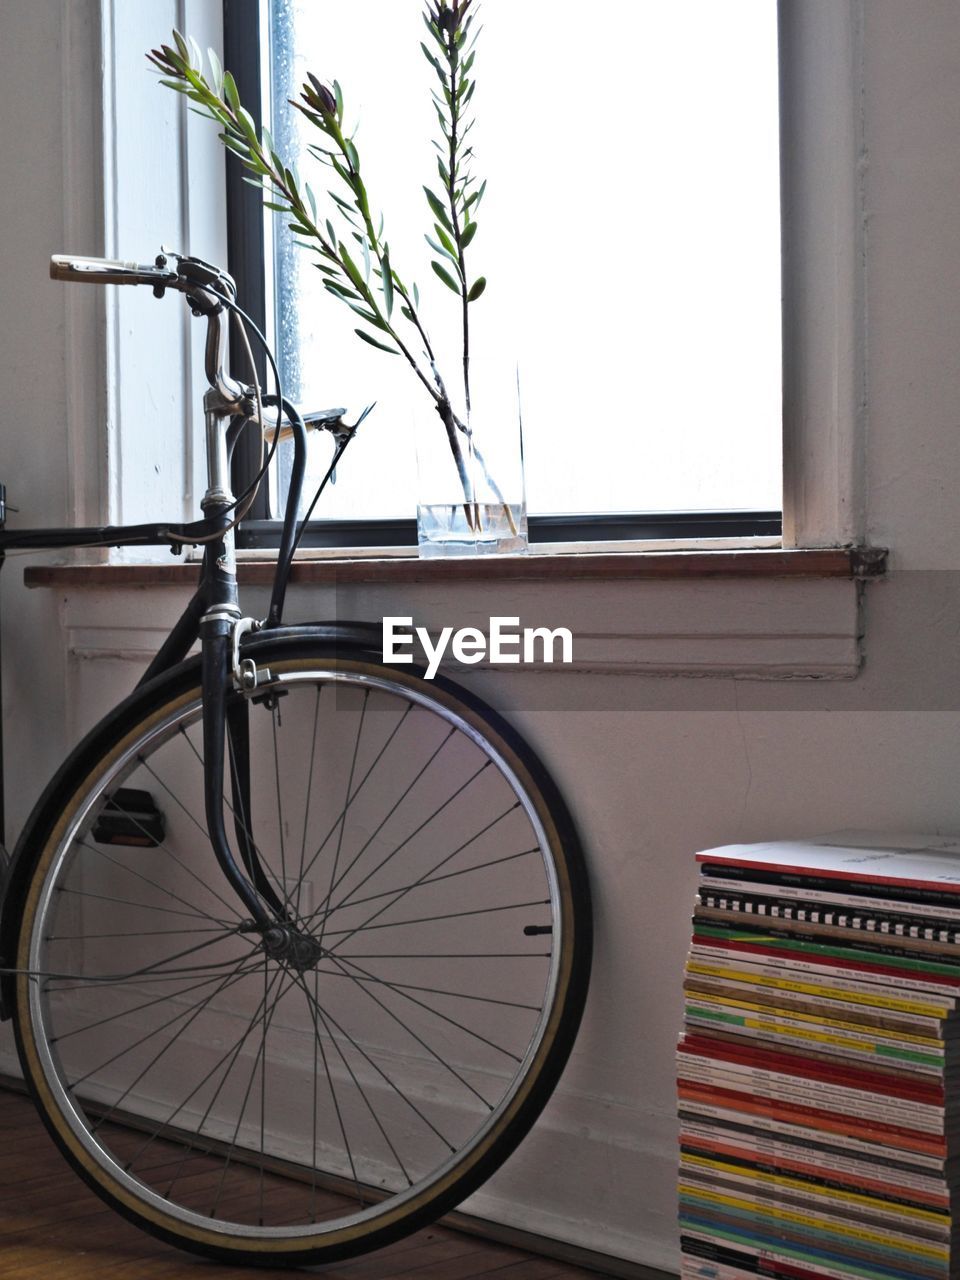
55, 0, 868, 592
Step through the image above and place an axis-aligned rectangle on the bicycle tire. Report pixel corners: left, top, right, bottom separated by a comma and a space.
11, 634, 591, 1266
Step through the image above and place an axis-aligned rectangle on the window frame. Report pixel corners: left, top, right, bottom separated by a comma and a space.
226, 0, 786, 550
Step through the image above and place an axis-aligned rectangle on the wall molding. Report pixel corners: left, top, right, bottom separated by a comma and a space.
55, 575, 865, 680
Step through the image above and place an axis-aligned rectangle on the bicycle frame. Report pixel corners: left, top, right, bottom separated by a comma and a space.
0, 252, 359, 952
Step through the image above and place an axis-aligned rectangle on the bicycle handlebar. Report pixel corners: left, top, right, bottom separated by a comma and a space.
50, 251, 237, 305
50, 255, 179, 287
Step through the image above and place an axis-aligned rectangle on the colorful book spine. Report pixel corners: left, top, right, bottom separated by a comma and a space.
679, 838, 960, 1279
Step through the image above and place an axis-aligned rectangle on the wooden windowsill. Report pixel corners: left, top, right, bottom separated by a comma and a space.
24, 545, 887, 589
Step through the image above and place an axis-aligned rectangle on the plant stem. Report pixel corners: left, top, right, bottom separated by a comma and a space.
442, 22, 471, 419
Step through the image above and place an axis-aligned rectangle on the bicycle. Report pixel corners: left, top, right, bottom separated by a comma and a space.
0, 251, 592, 1268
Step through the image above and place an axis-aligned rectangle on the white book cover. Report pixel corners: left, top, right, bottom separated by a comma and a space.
697, 831, 960, 893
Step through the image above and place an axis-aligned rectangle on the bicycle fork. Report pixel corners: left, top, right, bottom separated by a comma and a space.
200, 613, 331, 968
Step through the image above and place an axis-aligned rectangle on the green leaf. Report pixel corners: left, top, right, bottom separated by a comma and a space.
343, 138, 359, 171
412, 281, 420, 308
329, 191, 357, 217
172, 29, 190, 62
304, 182, 317, 224
426, 234, 457, 264
461, 220, 478, 248
207, 47, 224, 94
324, 280, 359, 301
401, 305, 415, 322
333, 79, 344, 120
219, 132, 249, 157
325, 218, 337, 247
467, 276, 486, 302
423, 186, 453, 233
222, 70, 240, 111
381, 248, 394, 318
261, 123, 275, 156
421, 42, 443, 75
346, 299, 383, 326
338, 242, 367, 293
263, 200, 288, 212
432, 261, 462, 294
361, 235, 371, 281
434, 224, 456, 255
355, 328, 399, 354
437, 157, 450, 186
236, 105, 258, 143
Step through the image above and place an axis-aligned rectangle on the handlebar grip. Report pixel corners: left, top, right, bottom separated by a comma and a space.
49, 254, 178, 286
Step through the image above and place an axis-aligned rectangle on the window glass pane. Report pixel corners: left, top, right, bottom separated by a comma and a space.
266, 1, 781, 520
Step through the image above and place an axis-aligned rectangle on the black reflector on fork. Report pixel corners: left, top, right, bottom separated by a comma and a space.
91, 788, 165, 847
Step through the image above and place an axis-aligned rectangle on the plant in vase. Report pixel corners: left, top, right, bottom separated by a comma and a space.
149, 4, 526, 555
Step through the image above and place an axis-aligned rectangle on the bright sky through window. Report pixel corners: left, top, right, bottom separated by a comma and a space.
267, 2, 782, 520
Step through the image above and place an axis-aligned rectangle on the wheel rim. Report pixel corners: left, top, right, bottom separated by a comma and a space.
18, 660, 574, 1252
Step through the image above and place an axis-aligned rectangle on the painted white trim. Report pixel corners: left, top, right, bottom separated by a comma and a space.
60, 1, 108, 534
779, 0, 867, 549
58, 0, 225, 553
58, 576, 864, 680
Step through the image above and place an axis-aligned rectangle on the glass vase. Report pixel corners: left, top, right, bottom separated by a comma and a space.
415, 363, 528, 558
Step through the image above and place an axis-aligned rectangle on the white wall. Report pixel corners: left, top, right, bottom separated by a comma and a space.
2, 2, 960, 1276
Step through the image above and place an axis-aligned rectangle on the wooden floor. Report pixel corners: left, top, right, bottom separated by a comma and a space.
0, 1090, 615, 1279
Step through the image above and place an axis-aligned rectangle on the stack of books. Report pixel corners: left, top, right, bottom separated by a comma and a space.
678, 835, 960, 1280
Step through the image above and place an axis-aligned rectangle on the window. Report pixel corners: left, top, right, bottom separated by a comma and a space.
227, 1, 783, 548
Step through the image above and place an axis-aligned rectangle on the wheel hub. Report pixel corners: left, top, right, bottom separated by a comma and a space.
261, 923, 327, 971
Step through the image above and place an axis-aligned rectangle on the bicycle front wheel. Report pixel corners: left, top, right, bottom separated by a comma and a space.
12, 638, 591, 1266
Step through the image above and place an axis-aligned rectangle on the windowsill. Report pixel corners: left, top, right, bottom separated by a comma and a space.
24, 545, 886, 589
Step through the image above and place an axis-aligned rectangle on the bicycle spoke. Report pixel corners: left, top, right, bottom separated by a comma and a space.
290, 966, 411, 1194
132, 756, 248, 923
44, 960, 262, 993
331, 952, 523, 1064
53, 885, 214, 924
336, 820, 526, 913
302, 726, 457, 930
343, 952, 552, 959
41, 929, 251, 991
74, 844, 237, 928
297, 972, 456, 1155
50, 967, 260, 1044
87, 947, 262, 1131
313, 963, 542, 1013
43, 926, 223, 941
323, 760, 493, 938
316, 690, 368, 954
74, 947, 261, 1089
321, 953, 496, 1110
311, 967, 319, 1219
259, 957, 268, 1224
184, 724, 278, 913
297, 705, 427, 911
130, 964, 291, 1186
157, 962, 292, 1197
208, 964, 301, 1219
326, 898, 551, 943
295, 686, 323, 920
322, 807, 530, 958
